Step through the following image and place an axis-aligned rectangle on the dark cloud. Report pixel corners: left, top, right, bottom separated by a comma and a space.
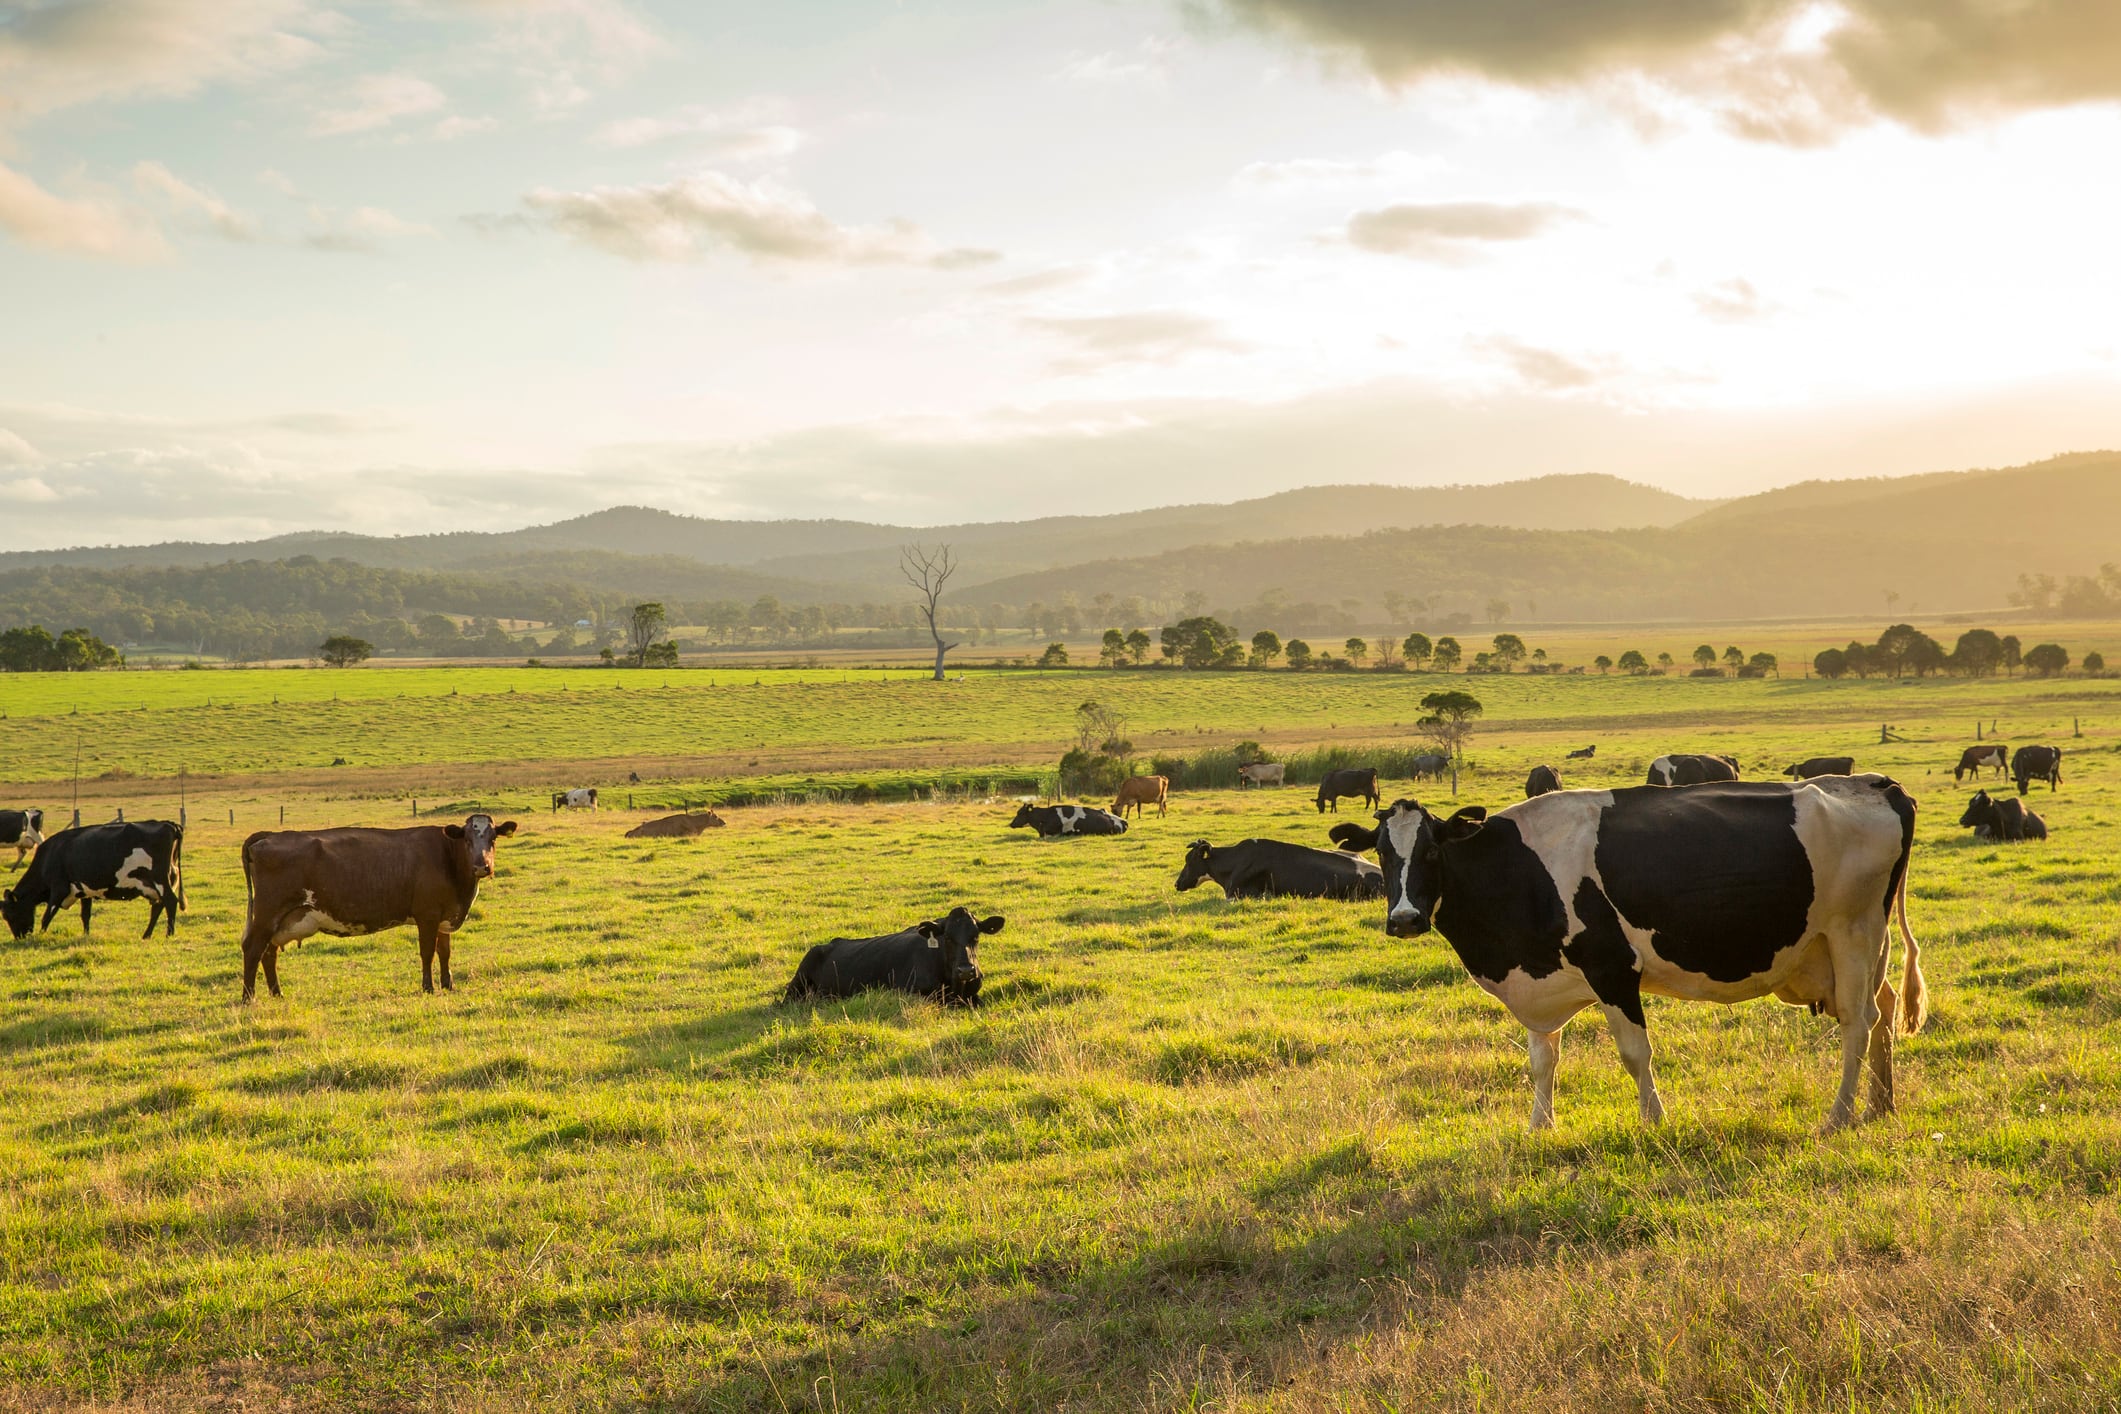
1345, 200, 1578, 260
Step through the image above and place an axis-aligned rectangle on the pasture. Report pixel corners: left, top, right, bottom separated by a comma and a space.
3, 666, 2121, 1410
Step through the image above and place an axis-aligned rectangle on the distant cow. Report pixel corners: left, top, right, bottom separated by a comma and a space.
553, 787, 598, 811
3, 820, 185, 940
1409, 754, 1450, 782
1647, 753, 1741, 787
1009, 803, 1127, 838
1236, 763, 1286, 788
2012, 745, 2063, 796
238, 813, 518, 1000
1566, 745, 1596, 761
1954, 745, 2007, 782
783, 906, 1002, 1006
1525, 765, 1562, 798
623, 810, 725, 839
1784, 756, 1856, 780
1112, 775, 1170, 819
2, 807, 44, 868
1960, 790, 2047, 842
1315, 767, 1381, 813
1176, 838, 1382, 900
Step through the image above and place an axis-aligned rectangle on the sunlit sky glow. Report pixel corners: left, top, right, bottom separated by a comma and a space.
2, 0, 2118, 546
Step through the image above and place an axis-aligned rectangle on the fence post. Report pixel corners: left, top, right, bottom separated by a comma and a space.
280, 805, 285, 825
413, 799, 418, 818
116, 807, 123, 822
229, 808, 234, 826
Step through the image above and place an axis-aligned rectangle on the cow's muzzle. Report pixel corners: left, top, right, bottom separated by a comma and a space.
1385, 909, 1430, 939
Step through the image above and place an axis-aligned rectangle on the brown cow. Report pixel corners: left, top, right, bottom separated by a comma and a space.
624, 810, 726, 838
1113, 774, 1169, 819
238, 813, 518, 1000
1954, 744, 2006, 782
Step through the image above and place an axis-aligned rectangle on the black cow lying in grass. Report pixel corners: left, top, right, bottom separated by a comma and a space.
1175, 838, 1382, 900
783, 907, 1004, 1005
1009, 803, 1127, 837
1960, 790, 2047, 841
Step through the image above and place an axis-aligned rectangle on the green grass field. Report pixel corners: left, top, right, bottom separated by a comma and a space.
4, 667, 2121, 1410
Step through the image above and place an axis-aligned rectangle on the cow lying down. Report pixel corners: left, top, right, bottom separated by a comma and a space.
783, 907, 1003, 1005
1009, 803, 1127, 838
1176, 838, 1382, 900
1334, 776, 1926, 1133
1960, 790, 2047, 841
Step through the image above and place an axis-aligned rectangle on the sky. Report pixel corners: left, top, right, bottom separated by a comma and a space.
2, 0, 2119, 547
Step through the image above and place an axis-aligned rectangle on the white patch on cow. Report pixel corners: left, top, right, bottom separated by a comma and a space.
1382, 809, 1426, 924
70, 847, 162, 902
1058, 806, 1083, 835
1648, 756, 1674, 786
1482, 793, 1615, 1030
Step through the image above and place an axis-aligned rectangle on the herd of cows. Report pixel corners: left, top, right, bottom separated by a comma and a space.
0, 731, 2073, 1132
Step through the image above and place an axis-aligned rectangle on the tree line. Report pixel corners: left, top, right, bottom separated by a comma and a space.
1810, 625, 2096, 679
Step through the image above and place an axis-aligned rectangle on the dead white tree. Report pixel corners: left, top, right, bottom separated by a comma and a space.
902, 543, 960, 681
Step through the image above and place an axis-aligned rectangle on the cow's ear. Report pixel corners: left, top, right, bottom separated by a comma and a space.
1332, 824, 1379, 853
495, 820, 518, 837
915, 920, 939, 938
978, 914, 1005, 935
1437, 806, 1488, 842
444, 824, 465, 839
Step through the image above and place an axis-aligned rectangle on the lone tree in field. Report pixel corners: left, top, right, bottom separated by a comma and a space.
628, 603, 668, 668
1417, 689, 1483, 797
317, 634, 374, 668
2024, 642, 2071, 677
901, 544, 959, 681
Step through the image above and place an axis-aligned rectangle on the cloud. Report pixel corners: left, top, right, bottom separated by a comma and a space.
131, 161, 258, 241
1233, 150, 1447, 191
0, 160, 167, 261
1056, 36, 1179, 88
1693, 276, 1774, 323
509, 171, 999, 268
980, 264, 1099, 299
1478, 336, 1604, 390
312, 72, 448, 136
303, 205, 434, 253
443, 0, 663, 112
1218, 0, 2121, 140
591, 104, 804, 158
0, 0, 320, 125
0, 427, 40, 464
0, 475, 61, 503
1022, 310, 1249, 372
1344, 200, 1579, 259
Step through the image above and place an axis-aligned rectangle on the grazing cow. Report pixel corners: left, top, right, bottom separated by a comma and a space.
2, 820, 185, 940
1112, 775, 1170, 820
1008, 803, 1127, 838
1409, 753, 1450, 782
1332, 776, 1924, 1133
1175, 838, 1383, 900
1784, 756, 1856, 780
783, 907, 1002, 1006
1646, 753, 1741, 787
1525, 765, 1563, 798
2012, 745, 2063, 796
623, 810, 725, 839
1954, 744, 2007, 782
1959, 790, 2047, 842
238, 814, 518, 1000
2, 807, 44, 868
552, 787, 598, 811
1236, 763, 1286, 788
1315, 767, 1381, 813
1566, 745, 1597, 761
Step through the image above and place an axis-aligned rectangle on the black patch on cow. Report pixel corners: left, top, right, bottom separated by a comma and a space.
1434, 817, 1569, 984
1876, 777, 1916, 911
1563, 877, 1646, 1027
1591, 784, 1812, 984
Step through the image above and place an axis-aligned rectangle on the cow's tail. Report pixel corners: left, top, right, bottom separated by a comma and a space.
1895, 862, 1926, 1035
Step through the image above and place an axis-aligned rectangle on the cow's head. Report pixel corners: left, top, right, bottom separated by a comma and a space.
1369, 798, 1487, 938
1959, 791, 1999, 832
916, 907, 1002, 995
23, 808, 42, 841
1008, 803, 1038, 830
445, 813, 518, 878
1174, 840, 1214, 891
1, 884, 31, 940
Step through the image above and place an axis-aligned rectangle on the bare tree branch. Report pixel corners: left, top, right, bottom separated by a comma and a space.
902, 543, 960, 680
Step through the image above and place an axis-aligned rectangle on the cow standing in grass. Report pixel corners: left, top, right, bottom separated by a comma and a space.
553, 788, 598, 811
2, 808, 44, 868
2, 820, 185, 940
238, 814, 518, 1000
2012, 745, 2062, 796
1954, 745, 2006, 782
1315, 768, 1380, 813
1112, 775, 1169, 819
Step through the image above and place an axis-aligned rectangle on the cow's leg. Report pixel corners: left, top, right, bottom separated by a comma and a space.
142, 898, 161, 940
436, 927, 454, 991
1600, 1006, 1665, 1124
78, 897, 92, 934
1824, 934, 1883, 1133
1867, 977, 1898, 1118
418, 919, 438, 993
1528, 1027, 1562, 1130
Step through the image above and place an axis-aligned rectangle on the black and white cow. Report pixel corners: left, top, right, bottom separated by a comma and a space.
1315, 767, 1380, 813
1409, 754, 1450, 782
1960, 790, 2047, 841
1783, 756, 1855, 780
782, 907, 1002, 1005
1954, 744, 2007, 782
1646, 753, 1740, 787
1175, 838, 1382, 900
1566, 745, 1597, 761
2, 807, 44, 868
1008, 803, 1127, 838
1525, 765, 1562, 798
1333, 777, 1924, 1133
552, 787, 598, 811
2012, 745, 2063, 796
2, 820, 186, 940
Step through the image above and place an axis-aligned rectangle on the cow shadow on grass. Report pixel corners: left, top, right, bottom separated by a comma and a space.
625, 1118, 1810, 1411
